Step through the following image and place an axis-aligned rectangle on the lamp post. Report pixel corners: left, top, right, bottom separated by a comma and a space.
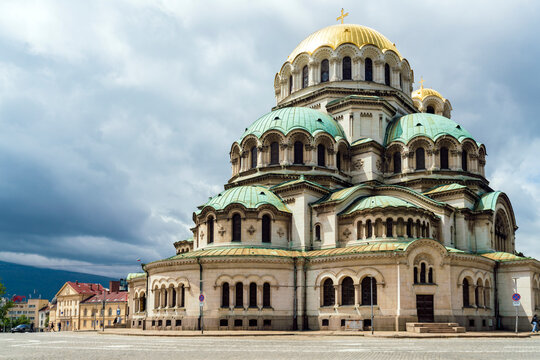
370, 276, 374, 335
512, 277, 519, 334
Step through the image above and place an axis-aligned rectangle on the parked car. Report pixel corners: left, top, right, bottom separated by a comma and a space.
11, 324, 32, 333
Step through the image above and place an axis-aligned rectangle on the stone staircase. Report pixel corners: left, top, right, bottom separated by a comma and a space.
406, 322, 466, 333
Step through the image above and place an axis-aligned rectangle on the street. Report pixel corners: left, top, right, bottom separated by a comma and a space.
0, 332, 539, 360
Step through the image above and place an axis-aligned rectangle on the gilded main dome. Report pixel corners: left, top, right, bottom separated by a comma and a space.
287, 24, 401, 63
412, 88, 446, 101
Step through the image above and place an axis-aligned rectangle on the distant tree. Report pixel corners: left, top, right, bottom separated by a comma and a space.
0, 279, 14, 330
12, 315, 31, 326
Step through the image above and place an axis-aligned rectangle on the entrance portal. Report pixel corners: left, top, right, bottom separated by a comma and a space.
416, 294, 434, 323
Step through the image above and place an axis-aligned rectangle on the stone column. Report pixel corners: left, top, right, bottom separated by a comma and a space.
392, 221, 397, 238
306, 144, 316, 166
308, 60, 317, 86
229, 285, 234, 310
257, 145, 264, 167
330, 57, 339, 81
352, 57, 362, 80
328, 148, 336, 170
280, 144, 290, 165
243, 283, 249, 310
391, 67, 400, 88
429, 149, 437, 170
334, 285, 340, 306
354, 284, 360, 305
257, 285, 263, 309
374, 61, 383, 83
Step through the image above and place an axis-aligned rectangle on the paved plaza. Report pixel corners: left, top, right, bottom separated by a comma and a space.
1, 332, 539, 360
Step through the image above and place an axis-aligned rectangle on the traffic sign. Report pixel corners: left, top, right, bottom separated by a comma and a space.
199, 294, 205, 302
512, 293, 521, 301
513, 301, 520, 307
116, 309, 121, 315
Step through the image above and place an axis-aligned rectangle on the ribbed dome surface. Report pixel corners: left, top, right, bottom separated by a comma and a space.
200, 186, 290, 213
287, 24, 401, 63
238, 107, 345, 143
385, 113, 476, 145
412, 88, 446, 101
341, 195, 418, 215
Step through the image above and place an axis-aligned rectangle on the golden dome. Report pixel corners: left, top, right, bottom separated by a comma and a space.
287, 24, 401, 63
412, 88, 446, 101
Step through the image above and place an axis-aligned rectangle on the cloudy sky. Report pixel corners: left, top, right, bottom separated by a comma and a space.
0, 0, 538, 278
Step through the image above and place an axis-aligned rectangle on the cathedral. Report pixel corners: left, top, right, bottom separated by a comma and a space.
127, 17, 540, 332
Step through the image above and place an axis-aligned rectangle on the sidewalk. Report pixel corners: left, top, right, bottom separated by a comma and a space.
99, 328, 540, 338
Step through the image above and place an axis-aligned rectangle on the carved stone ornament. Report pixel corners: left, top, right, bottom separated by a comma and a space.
277, 228, 285, 238
343, 228, 351, 239
218, 226, 225, 236
247, 225, 256, 235
376, 159, 383, 171
353, 158, 364, 170
199, 230, 204, 239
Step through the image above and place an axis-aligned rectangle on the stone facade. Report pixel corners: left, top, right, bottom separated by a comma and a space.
127, 23, 540, 332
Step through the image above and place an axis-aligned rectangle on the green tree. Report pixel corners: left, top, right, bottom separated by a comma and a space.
12, 315, 31, 326
0, 279, 14, 331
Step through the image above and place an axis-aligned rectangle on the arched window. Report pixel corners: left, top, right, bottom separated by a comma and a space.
249, 282, 257, 308
420, 263, 426, 283
321, 59, 329, 83
361, 277, 377, 305
302, 65, 308, 88
154, 290, 160, 309
462, 278, 470, 307
263, 283, 271, 308
440, 147, 449, 169
413, 267, 418, 284
386, 218, 393, 237
163, 289, 168, 307
342, 56, 351, 80
140, 294, 146, 311
366, 220, 373, 238
336, 150, 342, 171
235, 283, 243, 308
293, 141, 303, 164
180, 285, 185, 307
171, 288, 176, 307
322, 278, 335, 306
317, 144, 326, 166
341, 277, 354, 305
250, 146, 257, 169
270, 142, 279, 165
428, 268, 433, 284
399, 72, 403, 89
461, 149, 468, 171
365, 58, 373, 81
415, 148, 425, 170
406, 219, 413, 237
262, 214, 271, 243
384, 63, 390, 86
426, 105, 435, 114
315, 224, 321, 241
208, 216, 214, 244
232, 214, 241, 242
393, 151, 401, 173
288, 75, 292, 94
108, 308, 112, 316
221, 282, 229, 308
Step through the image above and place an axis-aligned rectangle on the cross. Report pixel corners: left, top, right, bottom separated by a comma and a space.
336, 8, 349, 24
419, 77, 425, 89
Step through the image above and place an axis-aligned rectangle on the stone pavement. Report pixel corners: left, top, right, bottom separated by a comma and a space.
101, 327, 540, 338
1, 332, 539, 360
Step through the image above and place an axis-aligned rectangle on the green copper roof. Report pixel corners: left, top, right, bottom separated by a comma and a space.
271, 175, 330, 192
340, 195, 418, 215
238, 107, 345, 143
480, 252, 528, 262
199, 185, 291, 213
126, 273, 146, 281
476, 191, 501, 211
385, 113, 477, 145
351, 137, 374, 146
424, 183, 467, 195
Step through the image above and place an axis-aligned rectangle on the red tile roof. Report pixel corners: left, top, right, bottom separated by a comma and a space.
82, 291, 128, 303
67, 281, 105, 295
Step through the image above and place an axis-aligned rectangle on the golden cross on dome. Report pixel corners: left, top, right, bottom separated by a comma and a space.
336, 8, 349, 24
419, 77, 425, 90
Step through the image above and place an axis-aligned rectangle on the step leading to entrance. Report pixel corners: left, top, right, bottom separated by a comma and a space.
406, 322, 466, 333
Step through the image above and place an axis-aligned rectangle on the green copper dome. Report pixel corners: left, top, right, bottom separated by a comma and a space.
385, 113, 477, 145
340, 195, 418, 215
238, 107, 345, 143
200, 185, 291, 213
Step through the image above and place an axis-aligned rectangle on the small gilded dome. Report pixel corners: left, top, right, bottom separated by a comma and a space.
238, 107, 345, 143
412, 88, 446, 102
385, 113, 477, 145
287, 24, 401, 63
